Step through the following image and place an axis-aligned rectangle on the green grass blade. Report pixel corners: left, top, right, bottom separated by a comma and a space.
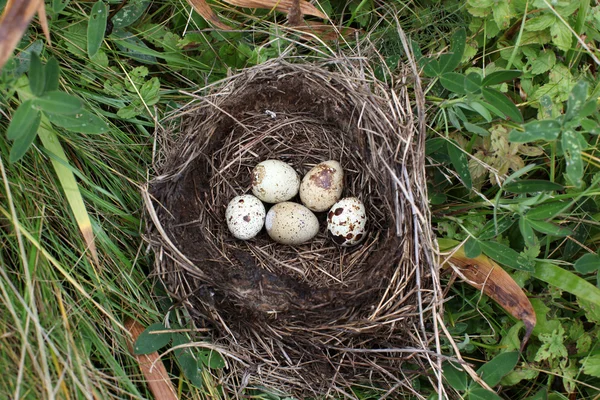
532, 262, 600, 305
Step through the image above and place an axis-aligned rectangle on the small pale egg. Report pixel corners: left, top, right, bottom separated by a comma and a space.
251, 160, 300, 203
225, 195, 266, 240
299, 160, 344, 212
327, 197, 367, 247
265, 202, 319, 245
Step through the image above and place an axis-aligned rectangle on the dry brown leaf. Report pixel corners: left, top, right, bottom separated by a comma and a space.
446, 246, 536, 351
287, 0, 302, 26
185, 0, 232, 30
0, 0, 43, 70
36, 0, 51, 46
125, 319, 178, 400
223, 0, 327, 19
293, 21, 359, 41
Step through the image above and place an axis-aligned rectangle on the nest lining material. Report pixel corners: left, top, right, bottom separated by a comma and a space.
144, 58, 440, 397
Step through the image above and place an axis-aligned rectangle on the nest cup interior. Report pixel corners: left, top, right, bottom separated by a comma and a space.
149, 62, 432, 394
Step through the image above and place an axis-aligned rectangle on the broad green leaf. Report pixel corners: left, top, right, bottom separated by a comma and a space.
139, 77, 160, 105
53, 0, 70, 13
447, 140, 472, 189
492, 0, 512, 29
581, 354, 600, 378
519, 217, 536, 247
477, 351, 519, 387
481, 70, 522, 87
550, 22, 572, 52
422, 58, 441, 77
440, 28, 466, 73
479, 215, 515, 240
465, 72, 482, 94
532, 262, 600, 305
479, 241, 534, 271
525, 14, 556, 31
526, 219, 572, 237
465, 237, 481, 258
88, 1, 108, 58
47, 109, 109, 134
562, 130, 584, 187
469, 386, 503, 400
468, 101, 492, 122
111, 29, 158, 64
172, 334, 204, 388
503, 180, 564, 193
6, 100, 39, 140
540, 95, 554, 119
32, 91, 83, 115
508, 120, 561, 143
111, 0, 150, 29
574, 253, 600, 274
9, 108, 41, 163
29, 52, 46, 97
463, 121, 490, 136
440, 72, 467, 94
133, 322, 172, 355
578, 99, 598, 119
442, 362, 468, 391
530, 50, 556, 75
580, 118, 600, 135
526, 201, 568, 220
44, 58, 60, 93
199, 350, 226, 369
564, 81, 588, 122
482, 87, 523, 123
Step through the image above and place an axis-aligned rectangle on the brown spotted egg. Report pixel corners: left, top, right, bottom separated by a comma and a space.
265, 202, 319, 245
299, 160, 344, 212
251, 160, 300, 203
327, 197, 367, 247
225, 195, 266, 240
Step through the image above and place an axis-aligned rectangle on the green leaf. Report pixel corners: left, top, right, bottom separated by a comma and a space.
519, 217, 536, 247
574, 253, 600, 274
526, 218, 572, 237
463, 121, 490, 136
440, 72, 467, 94
479, 241, 534, 271
481, 70, 522, 87
133, 322, 172, 355
508, 120, 561, 143
550, 22, 572, 52
88, 1, 108, 59
532, 262, 600, 305
503, 180, 564, 193
578, 99, 598, 119
482, 87, 523, 123
440, 28, 466, 73
443, 362, 468, 391
199, 350, 226, 369
111, 29, 158, 64
564, 81, 588, 122
469, 386, 503, 400
139, 77, 160, 105
53, 0, 70, 13
477, 351, 519, 387
530, 50, 556, 75
465, 237, 482, 258
46, 109, 109, 134
29, 52, 46, 97
581, 354, 600, 378
479, 215, 515, 240
447, 140, 472, 189
172, 334, 204, 388
8, 105, 41, 163
525, 201, 568, 220
525, 14, 556, 31
44, 58, 60, 93
465, 72, 482, 94
468, 101, 492, 122
562, 130, 584, 187
111, 0, 150, 29
32, 91, 83, 115
422, 58, 441, 77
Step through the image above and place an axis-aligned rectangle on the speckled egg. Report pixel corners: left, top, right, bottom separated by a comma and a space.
299, 160, 344, 212
251, 160, 300, 203
265, 202, 319, 245
225, 195, 266, 240
327, 197, 367, 247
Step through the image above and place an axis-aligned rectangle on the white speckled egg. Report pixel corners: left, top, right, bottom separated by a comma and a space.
299, 160, 344, 212
265, 202, 319, 245
251, 160, 300, 203
327, 197, 367, 247
225, 195, 266, 240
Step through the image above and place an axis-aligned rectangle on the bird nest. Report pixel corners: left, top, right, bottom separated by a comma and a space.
144, 57, 441, 398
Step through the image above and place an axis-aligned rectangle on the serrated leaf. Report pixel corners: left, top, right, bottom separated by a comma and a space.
32, 91, 83, 115
492, 0, 511, 29
550, 22, 572, 52
530, 49, 556, 75
581, 354, 600, 378
443, 362, 468, 391
508, 120, 561, 143
526, 218, 572, 237
133, 322, 172, 355
481, 70, 522, 87
564, 81, 588, 122
440, 28, 466, 73
478, 352, 519, 387
139, 77, 160, 105
574, 253, 600, 274
525, 14, 556, 31
482, 87, 523, 123
88, 1, 108, 58
447, 140, 472, 189
440, 72, 467, 94
526, 201, 568, 220
8, 107, 41, 163
562, 130, 584, 187
519, 217, 536, 247
29, 52, 46, 97
479, 241, 534, 271
534, 325, 567, 362
44, 58, 60, 93
47, 110, 109, 134
503, 180, 564, 193
465, 237, 482, 258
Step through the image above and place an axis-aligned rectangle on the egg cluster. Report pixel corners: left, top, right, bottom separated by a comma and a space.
225, 159, 367, 246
